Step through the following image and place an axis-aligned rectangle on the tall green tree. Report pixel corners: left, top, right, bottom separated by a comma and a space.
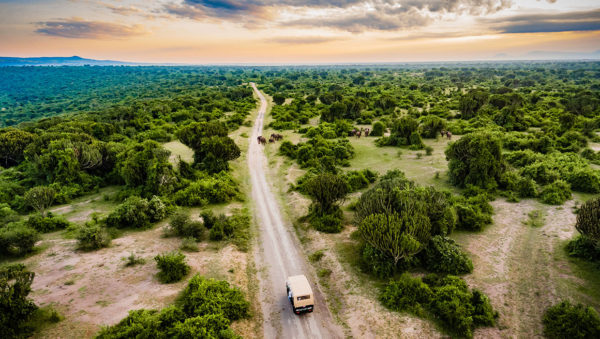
359, 212, 431, 265
177, 122, 240, 173
304, 172, 349, 215
24, 186, 55, 216
0, 129, 36, 167
445, 132, 505, 189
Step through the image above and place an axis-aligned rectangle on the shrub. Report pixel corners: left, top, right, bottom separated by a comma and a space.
25, 213, 70, 233
543, 301, 600, 339
445, 132, 504, 189
124, 253, 146, 267
168, 212, 205, 240
360, 243, 399, 278
540, 180, 572, 205
420, 115, 447, 138
454, 194, 493, 231
148, 196, 167, 222
566, 236, 600, 262
379, 273, 433, 315
309, 250, 325, 262
427, 275, 496, 338
173, 174, 239, 207
76, 221, 111, 250
24, 186, 55, 216
371, 121, 385, 136
97, 273, 250, 338
105, 196, 151, 229
155, 252, 190, 284
178, 274, 250, 321
0, 264, 38, 338
425, 146, 433, 156
575, 197, 600, 244
181, 237, 199, 252
423, 236, 473, 275
310, 212, 343, 233
342, 169, 378, 192
380, 273, 497, 338
0, 222, 40, 256
200, 210, 217, 229
568, 169, 600, 194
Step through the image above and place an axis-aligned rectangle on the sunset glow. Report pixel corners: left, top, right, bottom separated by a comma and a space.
0, 0, 599, 63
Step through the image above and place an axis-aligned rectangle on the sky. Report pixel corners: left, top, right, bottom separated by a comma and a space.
0, 0, 599, 64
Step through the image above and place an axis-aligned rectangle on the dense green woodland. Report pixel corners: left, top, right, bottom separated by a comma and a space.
1, 63, 600, 338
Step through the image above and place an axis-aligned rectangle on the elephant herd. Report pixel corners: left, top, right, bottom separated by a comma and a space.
257, 133, 283, 145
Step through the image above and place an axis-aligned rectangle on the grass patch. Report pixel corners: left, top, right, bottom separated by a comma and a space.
309, 249, 325, 262
523, 210, 545, 228
123, 252, 146, 267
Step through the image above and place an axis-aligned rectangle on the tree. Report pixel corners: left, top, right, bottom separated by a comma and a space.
359, 212, 431, 265
272, 93, 286, 105
445, 132, 504, 189
0, 264, 38, 338
459, 89, 489, 119
303, 172, 349, 215
119, 140, 176, 196
0, 129, 36, 167
177, 122, 240, 173
575, 197, 600, 244
321, 102, 347, 122
24, 186, 55, 216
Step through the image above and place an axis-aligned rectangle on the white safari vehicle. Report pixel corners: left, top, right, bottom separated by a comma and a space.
286, 275, 314, 314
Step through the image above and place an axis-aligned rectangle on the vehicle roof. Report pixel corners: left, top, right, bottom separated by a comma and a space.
287, 275, 313, 296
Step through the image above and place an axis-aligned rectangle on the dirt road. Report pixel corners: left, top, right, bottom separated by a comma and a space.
248, 83, 342, 338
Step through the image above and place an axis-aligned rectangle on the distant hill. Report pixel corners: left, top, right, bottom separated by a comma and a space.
0, 56, 143, 66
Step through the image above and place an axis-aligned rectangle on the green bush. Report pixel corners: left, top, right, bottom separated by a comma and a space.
360, 243, 399, 278
97, 273, 250, 338
173, 173, 239, 207
540, 180, 572, 205
76, 221, 111, 250
178, 274, 250, 321
454, 194, 493, 231
543, 301, 600, 339
567, 236, 600, 262
423, 236, 473, 275
379, 273, 433, 315
0, 264, 38, 339
426, 275, 497, 338
310, 212, 343, 233
105, 196, 151, 229
371, 121, 385, 136
445, 132, 504, 189
168, 211, 205, 240
575, 197, 600, 244
25, 213, 70, 233
206, 210, 250, 250
380, 273, 497, 338
154, 251, 190, 284
0, 223, 40, 256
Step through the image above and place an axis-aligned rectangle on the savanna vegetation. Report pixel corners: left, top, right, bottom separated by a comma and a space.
1, 61, 599, 338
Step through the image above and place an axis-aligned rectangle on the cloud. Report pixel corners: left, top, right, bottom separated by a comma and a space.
100, 3, 142, 16
285, 10, 431, 33
163, 0, 514, 32
268, 36, 343, 44
488, 9, 600, 33
35, 18, 146, 39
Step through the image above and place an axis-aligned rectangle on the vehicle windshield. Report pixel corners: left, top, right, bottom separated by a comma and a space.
297, 295, 310, 301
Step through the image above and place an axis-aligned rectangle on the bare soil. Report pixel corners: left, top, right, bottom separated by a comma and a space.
25, 222, 254, 338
